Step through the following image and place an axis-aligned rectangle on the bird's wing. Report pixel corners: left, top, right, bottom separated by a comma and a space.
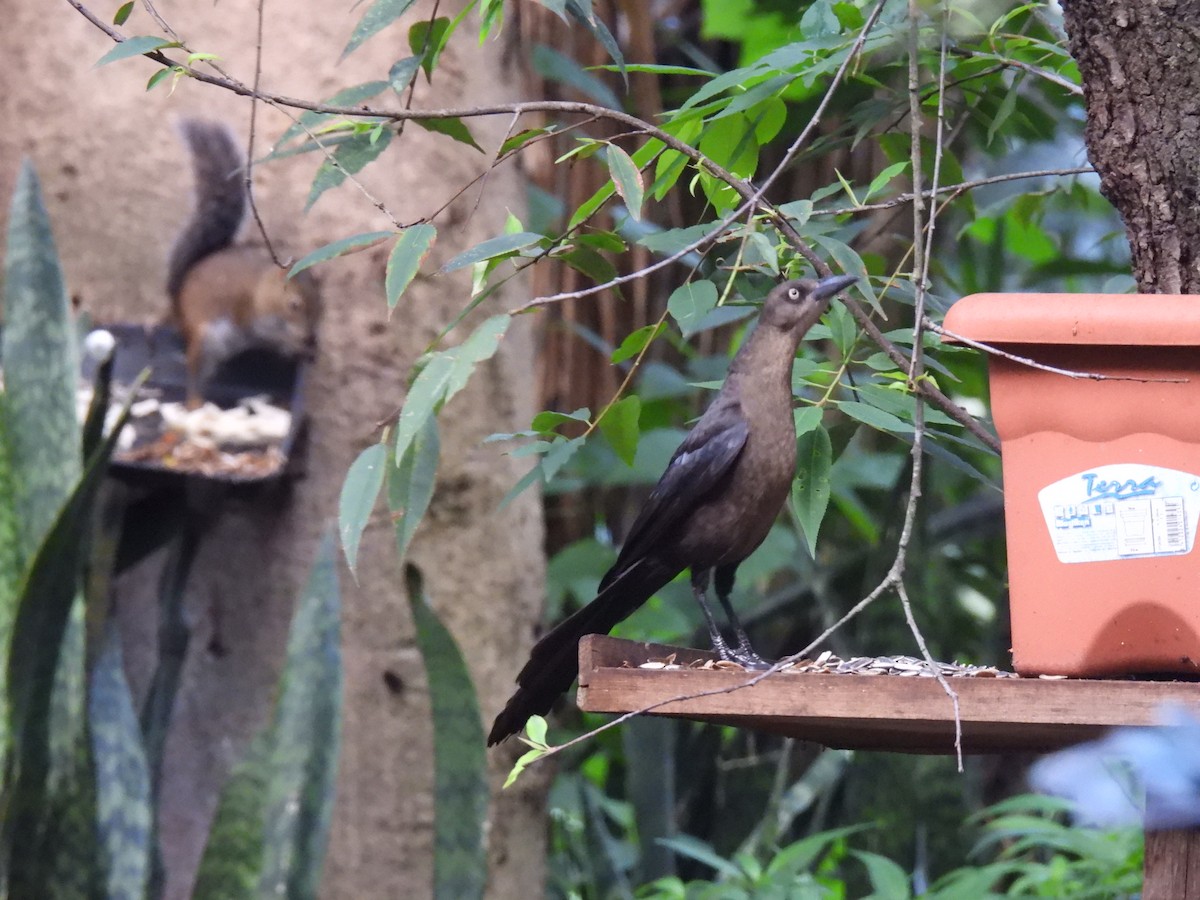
605, 403, 749, 580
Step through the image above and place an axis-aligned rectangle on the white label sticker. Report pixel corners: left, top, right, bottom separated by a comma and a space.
1037, 465, 1200, 564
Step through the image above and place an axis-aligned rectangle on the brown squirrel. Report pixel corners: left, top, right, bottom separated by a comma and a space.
167, 119, 320, 408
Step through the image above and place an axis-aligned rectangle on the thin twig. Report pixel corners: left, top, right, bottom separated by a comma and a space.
929, 322, 1189, 384
140, 0, 179, 42
815, 166, 1094, 217
897, 0, 963, 769
952, 46, 1084, 97
245, 0, 284, 265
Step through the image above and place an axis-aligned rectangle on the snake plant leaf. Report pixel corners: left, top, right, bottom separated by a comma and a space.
89, 622, 152, 899
257, 533, 342, 899
192, 736, 270, 898
3, 391, 135, 892
406, 564, 488, 900
2, 160, 81, 563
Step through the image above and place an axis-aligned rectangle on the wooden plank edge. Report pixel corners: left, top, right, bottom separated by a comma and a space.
577, 635, 1200, 754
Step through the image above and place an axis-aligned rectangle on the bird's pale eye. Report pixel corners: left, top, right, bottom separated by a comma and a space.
787, 287, 801, 300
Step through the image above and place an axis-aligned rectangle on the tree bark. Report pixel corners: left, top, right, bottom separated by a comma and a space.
0, 2, 548, 898
1061, 0, 1200, 293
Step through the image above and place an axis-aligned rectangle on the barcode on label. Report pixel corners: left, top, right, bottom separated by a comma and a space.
1160, 497, 1187, 552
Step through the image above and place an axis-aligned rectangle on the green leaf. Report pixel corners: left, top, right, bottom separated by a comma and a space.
593, 63, 713, 77
854, 850, 912, 899
779, 199, 813, 228
531, 44, 622, 109
341, 0, 419, 60
987, 79, 1021, 147
577, 230, 626, 253
5, 386, 134, 880
650, 119, 703, 201
791, 425, 832, 557
503, 745, 547, 789
749, 95, 788, 144
833, 2, 865, 29
598, 396, 641, 466
394, 315, 512, 464
500, 128, 551, 156
289, 230, 392, 277
658, 836, 744, 880
540, 434, 584, 484
276, 81, 390, 147
559, 246, 617, 291
801, 0, 841, 36
529, 407, 591, 434
146, 66, 179, 91
386, 223, 437, 308
306, 129, 394, 209
441, 232, 543, 273
89, 623, 152, 900
568, 136, 667, 231
864, 161, 909, 202
564, 0, 626, 78
405, 565, 488, 900
0, 395, 21, 740
389, 55, 423, 95
793, 406, 823, 437
606, 144, 644, 221
95, 35, 174, 67
258, 533, 342, 899
498, 464, 543, 510
611, 322, 665, 364
113, 2, 133, 25
524, 715, 548, 746
389, 416, 440, 560
808, 233, 877, 311
409, 17, 452, 79
35, 733, 101, 898
415, 116, 484, 152
193, 736, 270, 899
3, 161, 81, 561
667, 281, 719, 337
638, 221, 720, 256
48, 604, 87, 817
338, 443, 387, 574
824, 302, 858, 357
838, 400, 914, 434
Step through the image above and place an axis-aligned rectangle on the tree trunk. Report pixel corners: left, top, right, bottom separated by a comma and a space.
1061, 0, 1200, 293
0, 2, 548, 898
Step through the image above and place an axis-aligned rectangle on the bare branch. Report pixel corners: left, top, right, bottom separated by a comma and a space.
896, 0, 963, 769
951, 47, 1084, 97
929, 321, 1189, 384
244, 0, 285, 266
815, 166, 1095, 217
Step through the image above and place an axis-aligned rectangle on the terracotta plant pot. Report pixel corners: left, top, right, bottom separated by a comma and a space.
943, 293, 1200, 677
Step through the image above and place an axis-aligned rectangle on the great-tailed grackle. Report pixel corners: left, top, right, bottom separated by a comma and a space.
488, 274, 856, 745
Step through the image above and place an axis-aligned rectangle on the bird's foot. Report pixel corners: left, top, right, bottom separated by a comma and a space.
727, 648, 772, 670
713, 637, 772, 670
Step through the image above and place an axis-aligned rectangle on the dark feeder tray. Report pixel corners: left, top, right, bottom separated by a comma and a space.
82, 323, 309, 487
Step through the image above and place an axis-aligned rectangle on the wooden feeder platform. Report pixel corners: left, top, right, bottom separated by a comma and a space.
577, 635, 1200, 753
576, 635, 1200, 898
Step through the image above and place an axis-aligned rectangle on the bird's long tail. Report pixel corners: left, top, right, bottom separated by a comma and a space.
487, 558, 677, 745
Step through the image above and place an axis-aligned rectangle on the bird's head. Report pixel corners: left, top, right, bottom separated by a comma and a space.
760, 273, 857, 333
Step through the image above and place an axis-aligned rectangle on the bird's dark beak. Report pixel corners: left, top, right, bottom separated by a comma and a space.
812, 274, 857, 301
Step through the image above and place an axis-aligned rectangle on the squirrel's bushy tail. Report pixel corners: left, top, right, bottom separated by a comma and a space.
166, 120, 246, 300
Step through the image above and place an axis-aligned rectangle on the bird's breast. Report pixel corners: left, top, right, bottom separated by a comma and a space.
675, 403, 798, 567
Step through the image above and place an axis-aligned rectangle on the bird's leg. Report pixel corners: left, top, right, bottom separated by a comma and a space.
690, 568, 738, 660
714, 565, 769, 668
